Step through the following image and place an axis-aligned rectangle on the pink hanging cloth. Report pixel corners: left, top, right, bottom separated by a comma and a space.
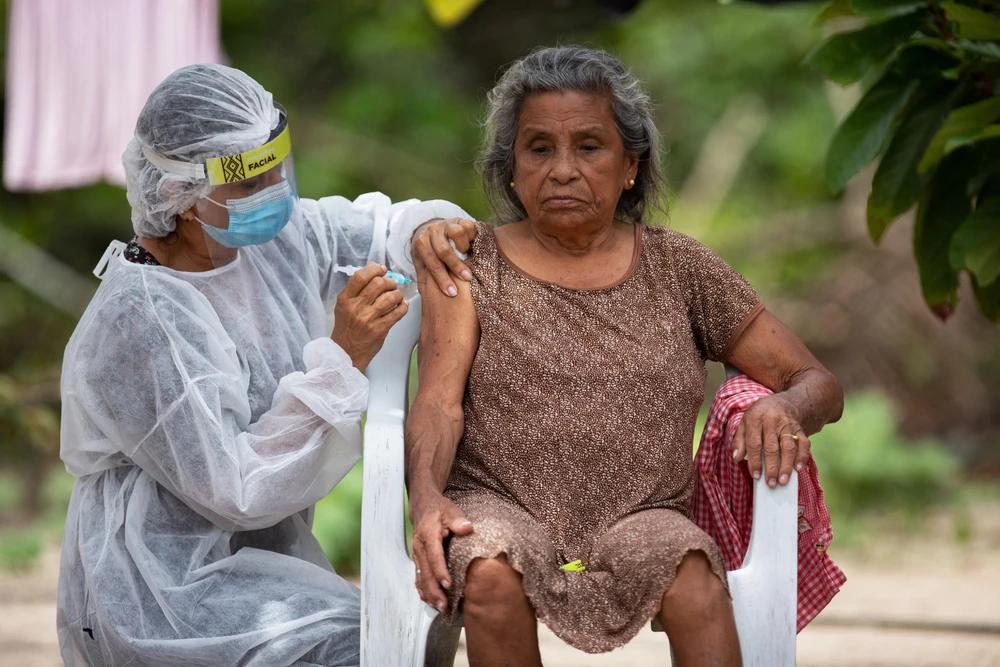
3, 0, 224, 191
691, 373, 847, 632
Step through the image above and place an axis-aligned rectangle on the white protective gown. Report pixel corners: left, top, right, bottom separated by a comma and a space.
57, 193, 468, 667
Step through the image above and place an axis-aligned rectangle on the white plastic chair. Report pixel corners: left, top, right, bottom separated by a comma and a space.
360, 294, 799, 667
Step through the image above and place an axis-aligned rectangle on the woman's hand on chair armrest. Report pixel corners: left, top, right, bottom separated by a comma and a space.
731, 393, 812, 489
725, 308, 844, 489
410, 490, 474, 613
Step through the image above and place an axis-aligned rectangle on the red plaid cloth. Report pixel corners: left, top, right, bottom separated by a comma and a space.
691, 374, 847, 632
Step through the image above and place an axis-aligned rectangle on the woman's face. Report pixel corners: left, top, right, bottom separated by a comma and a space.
512, 90, 638, 236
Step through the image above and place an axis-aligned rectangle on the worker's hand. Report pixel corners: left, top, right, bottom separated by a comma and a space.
331, 262, 408, 373
411, 218, 478, 298
410, 492, 474, 613
731, 393, 811, 489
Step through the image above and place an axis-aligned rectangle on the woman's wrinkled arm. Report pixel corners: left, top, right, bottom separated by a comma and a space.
724, 308, 844, 488
405, 270, 480, 611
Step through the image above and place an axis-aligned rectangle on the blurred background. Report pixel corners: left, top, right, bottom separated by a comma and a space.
1, 0, 998, 665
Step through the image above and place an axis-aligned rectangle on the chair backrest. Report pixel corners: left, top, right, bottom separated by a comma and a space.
361, 295, 438, 667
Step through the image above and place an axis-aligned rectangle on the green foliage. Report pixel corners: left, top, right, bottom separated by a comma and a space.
825, 68, 920, 194
806, 0, 1000, 320
0, 468, 75, 572
940, 2, 1000, 40
811, 390, 960, 523
914, 149, 975, 313
0, 374, 61, 517
0, 531, 42, 572
950, 190, 1000, 286
311, 463, 365, 575
867, 82, 961, 240
919, 95, 1000, 171
805, 10, 930, 85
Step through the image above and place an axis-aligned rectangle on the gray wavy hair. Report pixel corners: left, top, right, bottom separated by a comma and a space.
478, 46, 666, 225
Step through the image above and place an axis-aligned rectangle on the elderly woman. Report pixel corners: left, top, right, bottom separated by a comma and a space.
57, 63, 477, 667
405, 47, 843, 666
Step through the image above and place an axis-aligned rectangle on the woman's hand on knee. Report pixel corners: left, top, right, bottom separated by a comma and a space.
410, 494, 474, 612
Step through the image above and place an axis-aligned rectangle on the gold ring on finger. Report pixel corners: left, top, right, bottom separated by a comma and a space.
780, 433, 799, 441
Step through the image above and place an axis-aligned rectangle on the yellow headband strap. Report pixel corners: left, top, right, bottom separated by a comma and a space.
204, 124, 292, 186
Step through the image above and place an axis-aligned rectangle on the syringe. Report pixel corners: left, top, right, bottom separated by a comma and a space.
334, 265, 412, 284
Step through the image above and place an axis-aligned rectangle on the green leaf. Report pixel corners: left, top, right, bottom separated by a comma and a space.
967, 139, 1000, 197
957, 40, 1000, 59
892, 40, 963, 80
804, 11, 929, 85
940, 2, 1000, 41
814, 0, 856, 24
919, 97, 1000, 172
971, 273, 1000, 322
826, 71, 920, 193
850, 0, 927, 17
867, 83, 962, 242
944, 124, 1000, 153
950, 192, 1000, 286
914, 149, 975, 318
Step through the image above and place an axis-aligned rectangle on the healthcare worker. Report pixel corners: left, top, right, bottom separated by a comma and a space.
56, 63, 476, 666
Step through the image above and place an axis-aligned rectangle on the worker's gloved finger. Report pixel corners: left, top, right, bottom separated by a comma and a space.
344, 262, 386, 298
777, 425, 799, 485
744, 418, 763, 481
794, 429, 812, 473
763, 425, 781, 488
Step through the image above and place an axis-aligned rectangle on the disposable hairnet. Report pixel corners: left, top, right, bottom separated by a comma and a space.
123, 63, 281, 238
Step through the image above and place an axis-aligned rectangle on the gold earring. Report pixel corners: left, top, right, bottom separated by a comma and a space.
628, 179, 635, 187
510, 181, 515, 188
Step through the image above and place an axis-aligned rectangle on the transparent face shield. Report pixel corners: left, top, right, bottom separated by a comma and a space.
195, 160, 298, 269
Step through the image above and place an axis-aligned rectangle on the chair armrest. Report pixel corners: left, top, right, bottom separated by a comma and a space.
721, 363, 798, 665
727, 470, 798, 667
361, 295, 441, 667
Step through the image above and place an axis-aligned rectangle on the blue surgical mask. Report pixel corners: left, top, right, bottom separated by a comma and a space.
200, 180, 295, 248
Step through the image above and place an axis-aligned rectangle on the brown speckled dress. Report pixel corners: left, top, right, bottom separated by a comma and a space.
442, 221, 764, 653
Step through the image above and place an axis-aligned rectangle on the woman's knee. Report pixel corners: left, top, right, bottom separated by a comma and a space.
661, 551, 729, 619
462, 554, 529, 621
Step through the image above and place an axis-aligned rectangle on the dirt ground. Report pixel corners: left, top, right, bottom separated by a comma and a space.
4, 503, 999, 666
